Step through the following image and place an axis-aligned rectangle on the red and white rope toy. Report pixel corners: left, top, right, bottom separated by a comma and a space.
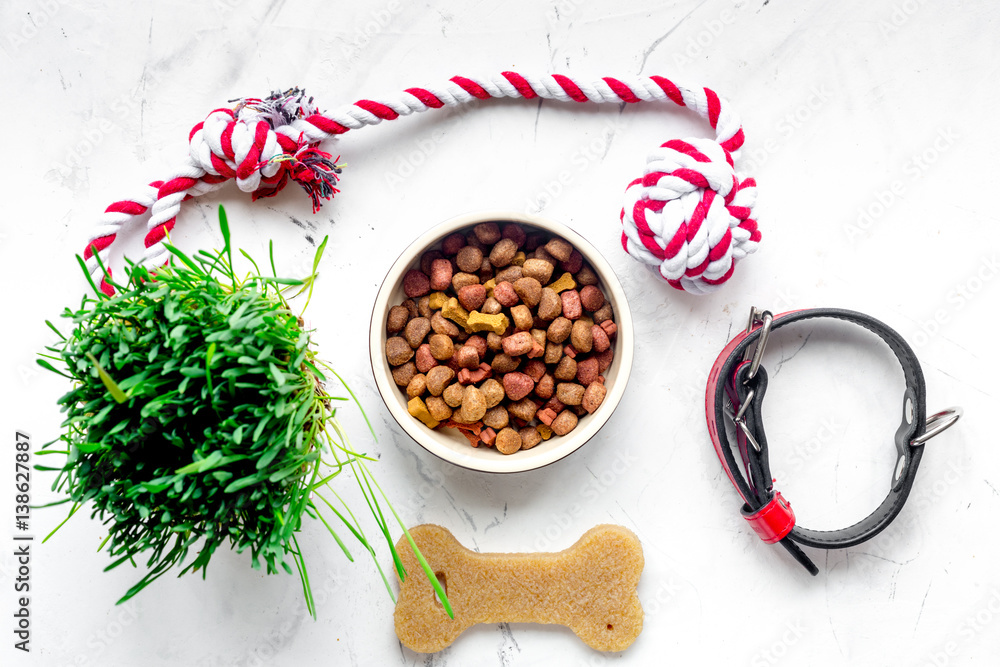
84, 72, 760, 296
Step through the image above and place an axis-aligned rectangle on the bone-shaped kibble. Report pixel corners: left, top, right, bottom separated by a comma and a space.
393, 524, 644, 653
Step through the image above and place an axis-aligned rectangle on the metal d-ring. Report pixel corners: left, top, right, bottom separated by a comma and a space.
911, 407, 963, 446
741, 307, 773, 382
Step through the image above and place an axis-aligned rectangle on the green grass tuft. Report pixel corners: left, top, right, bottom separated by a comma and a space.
38, 206, 450, 618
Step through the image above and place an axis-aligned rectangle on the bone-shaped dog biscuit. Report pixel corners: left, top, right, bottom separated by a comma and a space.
393, 524, 644, 653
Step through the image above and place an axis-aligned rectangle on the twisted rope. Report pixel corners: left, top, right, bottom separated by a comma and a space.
83, 72, 760, 295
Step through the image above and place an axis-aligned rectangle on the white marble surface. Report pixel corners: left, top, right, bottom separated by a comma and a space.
2, 0, 998, 665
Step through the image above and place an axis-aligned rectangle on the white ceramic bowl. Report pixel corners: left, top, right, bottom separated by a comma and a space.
369, 210, 634, 473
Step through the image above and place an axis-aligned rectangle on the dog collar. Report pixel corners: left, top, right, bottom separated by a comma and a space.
705, 307, 961, 575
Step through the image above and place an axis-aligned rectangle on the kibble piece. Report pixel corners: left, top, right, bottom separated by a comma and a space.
596, 347, 614, 373
387, 305, 410, 333
547, 272, 577, 293
491, 352, 521, 374
480, 427, 497, 446
593, 303, 613, 324
521, 258, 555, 285
453, 345, 480, 368
392, 361, 418, 387
461, 386, 488, 422
561, 249, 584, 274
570, 319, 593, 353
407, 397, 439, 429
494, 266, 523, 284
519, 426, 543, 450
556, 382, 586, 406
503, 372, 535, 401
537, 287, 562, 320
386, 337, 415, 366
406, 374, 428, 398
493, 281, 519, 307
481, 378, 505, 407
417, 296, 432, 318
575, 265, 599, 286
420, 249, 444, 276
544, 237, 573, 262
561, 290, 583, 320
429, 258, 454, 292
465, 335, 487, 359
474, 221, 502, 244
512, 251, 526, 267
442, 232, 467, 255
428, 333, 455, 361
426, 366, 456, 396
486, 331, 504, 351
415, 344, 437, 373
538, 424, 554, 440
523, 359, 546, 383
591, 325, 611, 353
404, 317, 432, 348
576, 357, 600, 386
465, 232, 486, 252
511, 304, 533, 331
425, 396, 453, 422
554, 356, 578, 381
430, 311, 459, 337
443, 382, 465, 407
537, 407, 557, 425
544, 396, 566, 414
513, 277, 543, 308
535, 373, 555, 400
502, 331, 534, 356
582, 383, 607, 414
489, 238, 518, 268
456, 246, 484, 273
403, 269, 431, 298
458, 284, 487, 311
403, 299, 419, 318
502, 223, 527, 247
466, 311, 509, 335
507, 397, 539, 422
442, 297, 470, 330
452, 272, 480, 291
544, 341, 563, 365
481, 296, 502, 315
601, 320, 618, 337
483, 405, 509, 430
579, 285, 605, 312
495, 427, 522, 455
550, 410, 579, 436
547, 317, 572, 344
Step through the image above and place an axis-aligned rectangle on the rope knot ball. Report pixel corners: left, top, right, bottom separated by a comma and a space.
188, 89, 341, 204
83, 73, 760, 296
621, 136, 760, 294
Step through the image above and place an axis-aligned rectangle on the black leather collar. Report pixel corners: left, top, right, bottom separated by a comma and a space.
705, 307, 961, 575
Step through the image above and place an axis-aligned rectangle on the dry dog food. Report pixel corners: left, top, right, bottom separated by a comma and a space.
393, 523, 644, 653
385, 222, 618, 454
